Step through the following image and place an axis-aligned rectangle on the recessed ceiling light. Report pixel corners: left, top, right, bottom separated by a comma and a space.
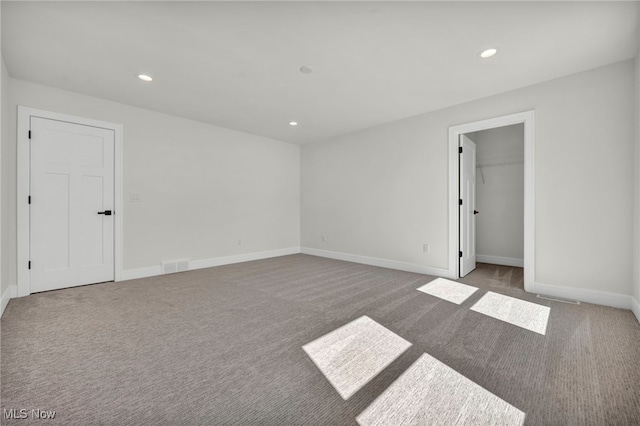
289, 121, 298, 126
300, 66, 313, 74
480, 48, 497, 59
137, 74, 153, 82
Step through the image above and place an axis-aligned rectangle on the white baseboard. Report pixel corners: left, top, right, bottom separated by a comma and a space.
534, 281, 633, 310
120, 265, 162, 281
301, 247, 450, 278
189, 247, 300, 270
632, 297, 640, 324
120, 247, 301, 281
1, 284, 18, 318
476, 255, 524, 268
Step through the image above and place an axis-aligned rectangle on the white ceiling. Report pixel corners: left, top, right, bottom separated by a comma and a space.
2, 1, 638, 144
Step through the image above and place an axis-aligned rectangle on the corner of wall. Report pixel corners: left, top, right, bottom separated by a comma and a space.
1, 55, 17, 309
634, 26, 640, 307
0, 47, 8, 304
1, 284, 16, 318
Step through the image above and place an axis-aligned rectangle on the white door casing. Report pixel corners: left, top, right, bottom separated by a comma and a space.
17, 107, 123, 297
447, 110, 535, 291
459, 134, 476, 277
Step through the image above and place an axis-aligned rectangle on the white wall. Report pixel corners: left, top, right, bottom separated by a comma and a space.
634, 40, 640, 311
302, 60, 635, 298
1, 57, 9, 297
468, 124, 524, 264
3, 78, 300, 286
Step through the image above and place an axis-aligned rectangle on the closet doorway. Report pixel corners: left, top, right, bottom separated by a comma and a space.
447, 111, 535, 292
463, 123, 525, 275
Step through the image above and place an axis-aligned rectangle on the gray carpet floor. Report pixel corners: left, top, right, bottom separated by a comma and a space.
1, 255, 639, 425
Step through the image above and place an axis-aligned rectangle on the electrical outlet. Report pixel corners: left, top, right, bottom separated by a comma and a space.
423, 243, 429, 253
321, 235, 326, 242
129, 193, 141, 202
237, 239, 242, 245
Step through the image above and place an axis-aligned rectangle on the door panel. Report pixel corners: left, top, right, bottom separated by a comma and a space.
43, 130, 105, 167
42, 173, 70, 271
81, 175, 105, 267
459, 134, 477, 277
30, 117, 115, 292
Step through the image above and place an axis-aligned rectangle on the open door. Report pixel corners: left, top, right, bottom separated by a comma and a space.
459, 134, 477, 277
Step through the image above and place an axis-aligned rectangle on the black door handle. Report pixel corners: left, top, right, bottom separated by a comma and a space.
474, 210, 479, 215
97, 210, 113, 216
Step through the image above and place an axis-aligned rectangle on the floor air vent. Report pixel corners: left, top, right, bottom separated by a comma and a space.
536, 294, 580, 305
162, 259, 189, 274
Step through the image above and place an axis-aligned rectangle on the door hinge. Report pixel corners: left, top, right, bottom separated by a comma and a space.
28, 261, 31, 270
459, 199, 463, 206
459, 251, 463, 258
28, 195, 31, 204
28, 130, 31, 139
459, 147, 463, 154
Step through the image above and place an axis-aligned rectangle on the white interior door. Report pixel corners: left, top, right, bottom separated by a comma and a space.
30, 117, 115, 292
459, 134, 477, 277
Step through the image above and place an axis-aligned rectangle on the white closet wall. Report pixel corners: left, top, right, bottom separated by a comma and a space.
470, 124, 524, 266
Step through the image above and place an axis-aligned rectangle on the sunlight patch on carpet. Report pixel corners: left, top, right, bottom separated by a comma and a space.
356, 353, 526, 426
470, 291, 550, 335
302, 316, 411, 400
416, 278, 479, 305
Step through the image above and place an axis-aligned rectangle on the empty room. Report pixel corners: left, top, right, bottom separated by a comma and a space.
1, 1, 639, 425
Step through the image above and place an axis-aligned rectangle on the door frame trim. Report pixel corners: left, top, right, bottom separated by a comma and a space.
17, 106, 123, 297
447, 110, 535, 292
